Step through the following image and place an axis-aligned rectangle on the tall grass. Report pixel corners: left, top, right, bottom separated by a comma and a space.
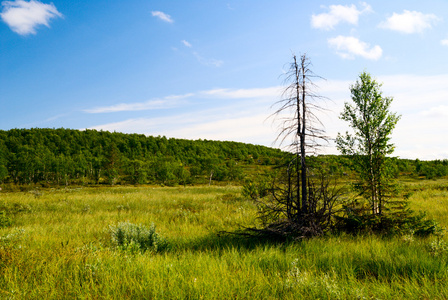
0, 181, 447, 299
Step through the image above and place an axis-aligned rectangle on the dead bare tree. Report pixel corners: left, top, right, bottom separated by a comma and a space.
243, 53, 342, 240
274, 53, 328, 212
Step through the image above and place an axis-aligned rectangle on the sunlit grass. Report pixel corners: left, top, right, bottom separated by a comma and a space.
0, 181, 447, 299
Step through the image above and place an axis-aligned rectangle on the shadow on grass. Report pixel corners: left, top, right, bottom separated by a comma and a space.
169, 230, 294, 253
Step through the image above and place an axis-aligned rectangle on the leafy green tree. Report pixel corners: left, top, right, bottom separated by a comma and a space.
104, 144, 121, 185
336, 71, 401, 216
0, 141, 8, 183
0, 128, 286, 186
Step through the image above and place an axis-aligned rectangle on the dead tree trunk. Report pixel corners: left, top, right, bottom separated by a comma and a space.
272, 53, 328, 221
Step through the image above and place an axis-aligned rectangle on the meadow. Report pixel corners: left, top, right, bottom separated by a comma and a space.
0, 179, 448, 299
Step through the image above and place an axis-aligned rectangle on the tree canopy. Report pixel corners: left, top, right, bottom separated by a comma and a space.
0, 128, 284, 186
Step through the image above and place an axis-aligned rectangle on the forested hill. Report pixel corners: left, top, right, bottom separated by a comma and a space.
0, 128, 446, 188
0, 128, 285, 186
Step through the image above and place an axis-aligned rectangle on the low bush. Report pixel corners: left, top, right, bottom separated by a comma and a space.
0, 211, 12, 227
108, 221, 167, 253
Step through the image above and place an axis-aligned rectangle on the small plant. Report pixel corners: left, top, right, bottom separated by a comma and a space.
428, 228, 448, 256
117, 204, 131, 212
81, 205, 91, 214
0, 211, 12, 227
0, 228, 25, 249
401, 230, 415, 243
29, 189, 42, 198
108, 221, 167, 253
285, 259, 342, 298
428, 239, 448, 256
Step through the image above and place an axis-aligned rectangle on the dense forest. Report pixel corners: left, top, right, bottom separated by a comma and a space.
0, 128, 286, 187
0, 128, 446, 188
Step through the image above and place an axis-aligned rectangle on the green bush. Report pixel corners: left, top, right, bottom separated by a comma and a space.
108, 221, 167, 253
335, 206, 438, 236
242, 176, 271, 200
0, 211, 12, 228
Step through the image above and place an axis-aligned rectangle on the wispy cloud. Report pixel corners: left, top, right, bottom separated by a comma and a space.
441, 39, 448, 46
421, 105, 448, 119
84, 94, 192, 113
201, 87, 280, 99
379, 10, 440, 34
181, 40, 192, 47
88, 113, 274, 146
151, 11, 173, 23
328, 36, 382, 60
192, 50, 223, 68
84, 87, 279, 114
178, 40, 223, 67
84, 86, 285, 144
84, 74, 448, 159
193, 51, 223, 67
311, 2, 372, 30
1, 0, 62, 35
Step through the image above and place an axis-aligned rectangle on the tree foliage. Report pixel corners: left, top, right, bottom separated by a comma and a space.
334, 72, 437, 236
336, 71, 401, 216
0, 128, 283, 187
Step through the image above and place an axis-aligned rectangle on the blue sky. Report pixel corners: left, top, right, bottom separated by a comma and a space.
1, 0, 447, 160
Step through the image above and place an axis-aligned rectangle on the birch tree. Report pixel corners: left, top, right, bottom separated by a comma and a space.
336, 71, 401, 216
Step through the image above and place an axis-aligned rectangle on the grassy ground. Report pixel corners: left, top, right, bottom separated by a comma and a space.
0, 180, 447, 299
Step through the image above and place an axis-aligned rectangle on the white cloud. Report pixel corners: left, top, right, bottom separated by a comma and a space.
311, 2, 372, 30
441, 39, 448, 46
87, 114, 274, 145
84, 94, 193, 113
328, 36, 382, 60
421, 105, 448, 119
87, 103, 276, 146
84, 87, 280, 114
0, 0, 62, 35
85, 74, 448, 159
181, 40, 192, 47
168, 115, 274, 144
378, 74, 448, 112
151, 11, 173, 23
178, 40, 223, 67
379, 10, 440, 34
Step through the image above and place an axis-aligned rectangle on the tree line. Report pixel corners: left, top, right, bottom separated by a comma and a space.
0, 128, 445, 189
0, 128, 284, 186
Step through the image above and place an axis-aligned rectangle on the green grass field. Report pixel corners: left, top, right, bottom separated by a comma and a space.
1, 180, 448, 299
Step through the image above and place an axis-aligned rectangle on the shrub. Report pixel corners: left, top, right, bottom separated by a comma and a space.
428, 238, 448, 256
108, 221, 167, 253
242, 176, 271, 201
335, 205, 438, 236
0, 211, 12, 228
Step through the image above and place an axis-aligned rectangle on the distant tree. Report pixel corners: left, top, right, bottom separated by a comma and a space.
0, 128, 287, 186
0, 142, 8, 183
104, 144, 120, 185
336, 71, 401, 217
